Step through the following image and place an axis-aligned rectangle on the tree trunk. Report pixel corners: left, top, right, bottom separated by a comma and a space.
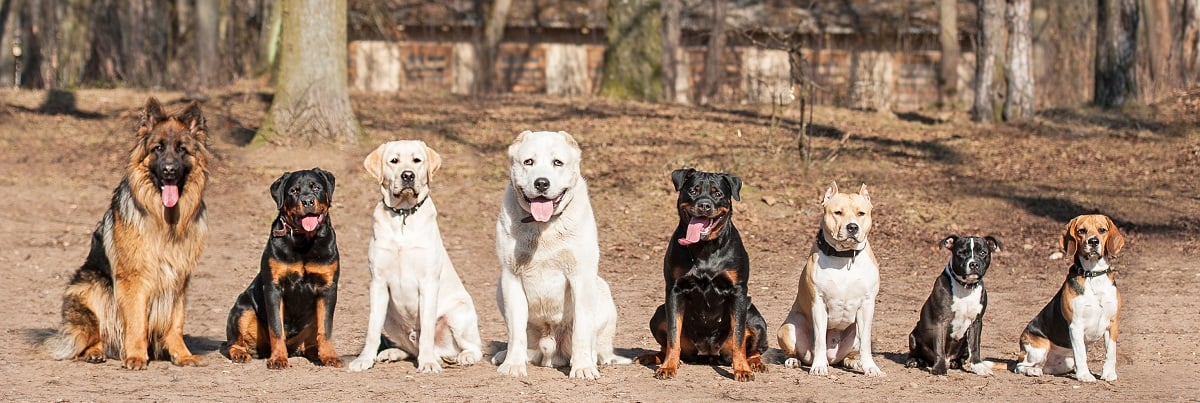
1137, 0, 1172, 103
57, 0, 91, 89
848, 50, 895, 114
1005, 0, 1033, 121
258, 0, 281, 77
0, 0, 14, 88
1095, 0, 1138, 108
195, 0, 218, 89
255, 0, 359, 145
973, 0, 1004, 123
700, 0, 725, 105
1182, 0, 1200, 87
600, 0, 662, 102
661, 0, 680, 102
477, 0, 511, 93
937, 0, 959, 109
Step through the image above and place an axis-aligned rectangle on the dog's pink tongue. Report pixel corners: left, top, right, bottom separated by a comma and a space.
529, 198, 555, 222
678, 217, 709, 245
301, 215, 321, 232
161, 185, 179, 208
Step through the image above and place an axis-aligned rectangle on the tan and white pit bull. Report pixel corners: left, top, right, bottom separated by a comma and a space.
777, 181, 884, 377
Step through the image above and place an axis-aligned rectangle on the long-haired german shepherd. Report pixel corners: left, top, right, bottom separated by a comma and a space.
45, 97, 211, 370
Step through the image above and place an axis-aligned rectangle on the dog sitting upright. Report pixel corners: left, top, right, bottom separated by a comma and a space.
778, 181, 884, 376
226, 168, 343, 369
906, 235, 1001, 376
637, 168, 769, 382
1016, 214, 1125, 382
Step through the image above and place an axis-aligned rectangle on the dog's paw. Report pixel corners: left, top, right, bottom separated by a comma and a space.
320, 355, 344, 368
81, 349, 106, 364
348, 356, 375, 372
569, 365, 601, 380
229, 348, 253, 364
601, 354, 632, 365
904, 358, 920, 369
490, 349, 508, 366
931, 363, 948, 376
172, 354, 205, 367
748, 357, 768, 373
862, 364, 885, 377
733, 368, 755, 382
122, 356, 148, 370
1100, 370, 1117, 382
417, 360, 443, 374
808, 363, 829, 376
497, 361, 527, 377
266, 356, 290, 370
1076, 371, 1097, 383
654, 366, 677, 380
784, 357, 801, 369
971, 362, 995, 376
377, 348, 408, 362
1018, 366, 1043, 377
457, 350, 483, 366
635, 353, 662, 365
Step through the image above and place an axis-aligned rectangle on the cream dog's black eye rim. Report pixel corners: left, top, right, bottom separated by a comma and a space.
389, 157, 399, 164
523, 158, 534, 166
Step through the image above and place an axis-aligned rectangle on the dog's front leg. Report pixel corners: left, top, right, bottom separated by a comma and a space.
656, 287, 684, 380
263, 279, 289, 369
1100, 328, 1118, 381
566, 271, 600, 379
416, 271, 443, 373
729, 288, 754, 382
349, 275, 390, 372
1068, 320, 1096, 382
115, 278, 150, 370
496, 269, 530, 377
930, 321, 949, 375
854, 296, 884, 376
314, 282, 343, 368
163, 286, 203, 367
809, 297, 831, 376
966, 317, 993, 375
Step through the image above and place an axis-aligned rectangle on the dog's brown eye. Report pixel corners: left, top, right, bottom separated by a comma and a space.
177, 144, 187, 153
152, 144, 164, 153
834, 210, 843, 216
1077, 228, 1087, 235
413, 158, 422, 164
389, 158, 399, 164
553, 159, 563, 167
857, 211, 866, 217
1098, 227, 1108, 234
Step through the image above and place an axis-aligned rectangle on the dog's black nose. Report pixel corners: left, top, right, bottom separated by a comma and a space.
534, 177, 550, 193
968, 261, 980, 270
1087, 237, 1100, 246
846, 223, 859, 234
401, 170, 415, 183
695, 200, 714, 216
301, 196, 315, 207
161, 163, 177, 179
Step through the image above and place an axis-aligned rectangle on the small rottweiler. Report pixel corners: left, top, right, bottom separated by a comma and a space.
638, 168, 769, 382
225, 168, 343, 369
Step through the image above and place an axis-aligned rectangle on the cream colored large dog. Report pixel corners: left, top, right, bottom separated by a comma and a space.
348, 140, 483, 373
777, 181, 885, 377
492, 130, 630, 379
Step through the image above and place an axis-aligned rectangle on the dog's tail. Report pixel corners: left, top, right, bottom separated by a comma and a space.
44, 329, 86, 360
46, 277, 121, 360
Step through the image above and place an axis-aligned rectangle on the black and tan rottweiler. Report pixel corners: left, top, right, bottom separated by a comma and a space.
225, 168, 343, 369
638, 168, 769, 382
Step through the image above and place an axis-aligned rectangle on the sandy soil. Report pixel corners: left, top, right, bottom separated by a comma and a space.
2, 86, 1198, 401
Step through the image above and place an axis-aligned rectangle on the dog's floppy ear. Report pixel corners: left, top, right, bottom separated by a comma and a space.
984, 235, 1002, 253
821, 181, 840, 205
557, 131, 580, 151
858, 183, 871, 204
1061, 216, 1081, 261
940, 234, 958, 250
138, 97, 167, 136
175, 101, 207, 141
312, 167, 335, 199
671, 168, 696, 192
1103, 216, 1125, 258
508, 130, 533, 162
269, 171, 293, 210
424, 145, 442, 181
723, 174, 742, 201
363, 143, 387, 182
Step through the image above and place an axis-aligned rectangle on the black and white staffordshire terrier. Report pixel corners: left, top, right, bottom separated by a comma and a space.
906, 235, 1001, 376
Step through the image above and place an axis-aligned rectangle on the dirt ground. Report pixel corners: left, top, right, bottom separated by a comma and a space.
2, 85, 1199, 401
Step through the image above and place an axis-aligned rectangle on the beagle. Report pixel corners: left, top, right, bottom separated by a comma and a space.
1015, 214, 1125, 382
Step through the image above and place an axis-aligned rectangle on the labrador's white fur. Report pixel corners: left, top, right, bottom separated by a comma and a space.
348, 140, 483, 373
492, 130, 630, 379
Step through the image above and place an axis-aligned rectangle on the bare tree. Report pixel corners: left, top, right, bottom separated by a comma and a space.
259, 0, 282, 77
937, 0, 959, 109
700, 0, 726, 105
1095, 0, 1138, 108
973, 0, 1004, 122
195, 0, 218, 89
1005, 0, 1033, 121
600, 0, 663, 101
661, 0, 681, 103
477, 0, 511, 93
1183, 0, 1200, 87
255, 0, 359, 145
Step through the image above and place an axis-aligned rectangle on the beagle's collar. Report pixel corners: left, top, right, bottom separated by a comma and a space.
1073, 262, 1114, 278
386, 196, 427, 225
816, 230, 861, 258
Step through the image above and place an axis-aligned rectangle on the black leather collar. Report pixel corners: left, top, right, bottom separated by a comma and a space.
816, 230, 861, 258
387, 196, 427, 225
944, 265, 980, 288
1073, 262, 1114, 278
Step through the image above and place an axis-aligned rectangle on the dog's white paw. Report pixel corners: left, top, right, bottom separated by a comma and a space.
1100, 370, 1117, 382
497, 361, 527, 377
1076, 371, 1097, 383
1019, 366, 1043, 377
457, 350, 482, 366
417, 360, 443, 374
348, 356, 375, 372
971, 362, 995, 376
569, 365, 601, 380
600, 354, 632, 365
861, 363, 885, 377
784, 357, 801, 369
809, 363, 830, 376
377, 348, 408, 362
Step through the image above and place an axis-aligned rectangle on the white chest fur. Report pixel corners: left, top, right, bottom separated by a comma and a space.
946, 269, 984, 340
813, 252, 879, 330
1070, 274, 1120, 341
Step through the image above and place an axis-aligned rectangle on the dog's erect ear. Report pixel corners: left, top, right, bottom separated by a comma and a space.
723, 174, 742, 201
312, 167, 335, 199
138, 97, 168, 136
984, 235, 1002, 253
1103, 216, 1125, 258
176, 101, 207, 132
671, 168, 696, 192
269, 172, 293, 210
424, 145, 442, 181
940, 235, 959, 250
858, 183, 870, 204
821, 181, 840, 205
1062, 216, 1081, 261
363, 143, 387, 182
